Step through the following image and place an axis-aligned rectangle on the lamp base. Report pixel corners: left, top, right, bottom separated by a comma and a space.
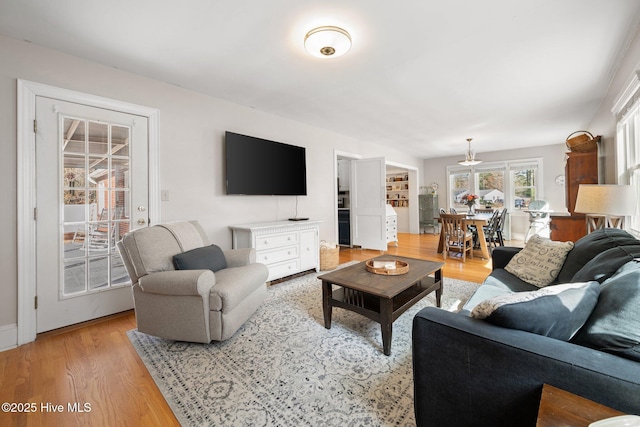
585, 214, 625, 234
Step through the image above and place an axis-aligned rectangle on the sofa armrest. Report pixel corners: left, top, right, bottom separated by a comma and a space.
223, 248, 256, 267
138, 269, 216, 297
491, 246, 522, 270
412, 307, 640, 427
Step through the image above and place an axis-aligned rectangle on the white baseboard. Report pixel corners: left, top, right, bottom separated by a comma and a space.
0, 323, 18, 352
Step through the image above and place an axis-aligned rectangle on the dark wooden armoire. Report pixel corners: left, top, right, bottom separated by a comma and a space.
549, 149, 599, 242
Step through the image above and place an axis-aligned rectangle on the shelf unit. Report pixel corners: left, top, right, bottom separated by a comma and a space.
419, 194, 439, 234
386, 172, 409, 207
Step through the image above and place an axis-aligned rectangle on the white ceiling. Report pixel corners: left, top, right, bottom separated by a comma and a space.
1, 0, 639, 159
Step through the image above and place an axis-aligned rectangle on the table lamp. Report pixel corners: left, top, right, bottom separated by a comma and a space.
574, 184, 637, 233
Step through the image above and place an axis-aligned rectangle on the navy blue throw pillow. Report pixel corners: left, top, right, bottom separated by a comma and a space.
571, 260, 640, 362
471, 281, 600, 341
173, 244, 227, 272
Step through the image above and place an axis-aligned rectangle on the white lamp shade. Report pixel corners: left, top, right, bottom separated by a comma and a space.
304, 26, 351, 58
574, 184, 637, 216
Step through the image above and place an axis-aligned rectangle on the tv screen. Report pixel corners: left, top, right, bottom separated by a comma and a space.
225, 131, 307, 195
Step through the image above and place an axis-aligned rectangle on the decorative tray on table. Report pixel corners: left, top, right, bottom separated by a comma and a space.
365, 259, 409, 275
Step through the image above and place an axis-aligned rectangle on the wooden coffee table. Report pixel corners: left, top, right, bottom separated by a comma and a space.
318, 255, 445, 356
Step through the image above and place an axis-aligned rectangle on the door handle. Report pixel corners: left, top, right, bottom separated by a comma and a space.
137, 218, 147, 225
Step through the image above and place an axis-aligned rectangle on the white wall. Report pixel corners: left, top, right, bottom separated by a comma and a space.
0, 35, 421, 330
589, 25, 640, 183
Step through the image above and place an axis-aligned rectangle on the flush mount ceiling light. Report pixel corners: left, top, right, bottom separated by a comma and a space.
304, 26, 352, 58
458, 138, 482, 166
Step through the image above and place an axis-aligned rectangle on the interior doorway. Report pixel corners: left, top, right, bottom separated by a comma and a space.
333, 151, 420, 248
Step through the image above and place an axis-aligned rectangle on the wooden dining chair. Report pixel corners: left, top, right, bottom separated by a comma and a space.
440, 214, 474, 262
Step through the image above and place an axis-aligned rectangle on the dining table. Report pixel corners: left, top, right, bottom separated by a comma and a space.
437, 212, 494, 259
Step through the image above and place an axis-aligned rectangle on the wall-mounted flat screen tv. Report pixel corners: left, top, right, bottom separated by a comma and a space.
225, 131, 307, 195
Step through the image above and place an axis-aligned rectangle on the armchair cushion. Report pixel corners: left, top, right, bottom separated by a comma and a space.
209, 263, 269, 311
223, 248, 256, 268
470, 281, 600, 340
173, 244, 227, 272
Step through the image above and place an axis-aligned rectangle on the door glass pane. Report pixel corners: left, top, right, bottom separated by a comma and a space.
88, 122, 109, 156
61, 117, 133, 297
111, 253, 129, 286
62, 119, 85, 154
64, 258, 87, 295
88, 256, 109, 290
112, 125, 130, 156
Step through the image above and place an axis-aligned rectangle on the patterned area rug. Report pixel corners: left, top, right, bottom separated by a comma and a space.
128, 263, 479, 426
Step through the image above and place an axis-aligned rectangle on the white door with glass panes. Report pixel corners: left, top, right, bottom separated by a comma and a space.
35, 96, 148, 333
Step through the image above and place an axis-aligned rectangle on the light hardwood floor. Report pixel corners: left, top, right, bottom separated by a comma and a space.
0, 232, 519, 427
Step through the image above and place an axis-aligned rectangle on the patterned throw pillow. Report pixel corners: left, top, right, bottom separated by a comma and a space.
504, 235, 574, 287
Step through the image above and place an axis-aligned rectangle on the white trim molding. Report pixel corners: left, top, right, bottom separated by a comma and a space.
612, 68, 640, 120
0, 323, 18, 352
16, 80, 160, 346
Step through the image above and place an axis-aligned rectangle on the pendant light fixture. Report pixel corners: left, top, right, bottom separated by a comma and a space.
304, 26, 352, 58
458, 138, 482, 166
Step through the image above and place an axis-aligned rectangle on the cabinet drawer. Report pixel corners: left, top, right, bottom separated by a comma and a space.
386, 216, 397, 225
255, 232, 298, 250
256, 246, 298, 265
267, 259, 300, 281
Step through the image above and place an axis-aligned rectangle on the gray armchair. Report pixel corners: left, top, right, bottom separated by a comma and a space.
117, 220, 268, 343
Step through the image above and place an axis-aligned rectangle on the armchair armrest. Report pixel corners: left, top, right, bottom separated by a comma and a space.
138, 269, 216, 297
223, 248, 256, 267
491, 246, 522, 270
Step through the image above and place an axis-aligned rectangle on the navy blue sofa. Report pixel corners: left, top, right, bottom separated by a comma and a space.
412, 229, 640, 427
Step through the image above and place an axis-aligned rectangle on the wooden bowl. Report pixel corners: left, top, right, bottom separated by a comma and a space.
365, 259, 409, 275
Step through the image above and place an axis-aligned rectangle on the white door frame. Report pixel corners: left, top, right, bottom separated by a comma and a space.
386, 160, 420, 234
334, 150, 362, 245
17, 79, 160, 345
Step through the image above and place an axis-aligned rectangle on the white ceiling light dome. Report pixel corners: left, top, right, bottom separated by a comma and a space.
304, 26, 352, 58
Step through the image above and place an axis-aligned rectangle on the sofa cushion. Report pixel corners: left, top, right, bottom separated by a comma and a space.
463, 269, 538, 312
484, 268, 540, 293
504, 235, 574, 287
470, 281, 600, 340
571, 245, 640, 283
572, 260, 640, 362
173, 244, 228, 272
557, 228, 639, 283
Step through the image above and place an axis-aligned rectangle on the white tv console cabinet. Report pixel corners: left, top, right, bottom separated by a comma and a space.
230, 220, 321, 282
